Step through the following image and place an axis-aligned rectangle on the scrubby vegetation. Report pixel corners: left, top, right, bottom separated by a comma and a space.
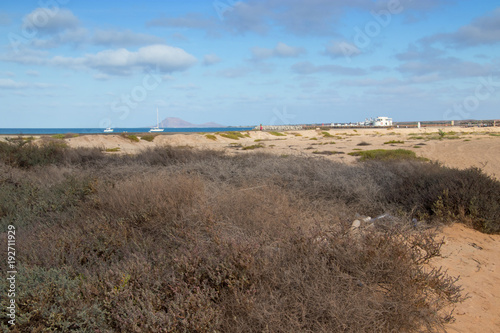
140, 134, 157, 142
242, 144, 264, 150
384, 140, 405, 144
269, 131, 286, 136
205, 134, 217, 141
349, 149, 428, 162
3, 142, 500, 331
322, 131, 334, 138
121, 134, 140, 142
51, 133, 78, 139
218, 131, 245, 140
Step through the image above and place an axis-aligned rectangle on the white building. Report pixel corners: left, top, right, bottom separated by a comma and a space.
369, 117, 393, 127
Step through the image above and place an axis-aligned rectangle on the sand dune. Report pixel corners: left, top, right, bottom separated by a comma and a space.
41, 126, 500, 331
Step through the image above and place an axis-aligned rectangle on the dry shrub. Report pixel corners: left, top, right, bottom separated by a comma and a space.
364, 161, 500, 233
0, 147, 478, 332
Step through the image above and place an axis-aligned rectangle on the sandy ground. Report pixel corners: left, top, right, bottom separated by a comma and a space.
431, 224, 500, 333
57, 126, 500, 178
6, 126, 500, 332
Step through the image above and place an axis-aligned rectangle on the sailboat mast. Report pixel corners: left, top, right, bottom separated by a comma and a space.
157, 107, 159, 127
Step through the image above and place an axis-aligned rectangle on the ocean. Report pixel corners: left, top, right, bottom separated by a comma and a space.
0, 127, 254, 135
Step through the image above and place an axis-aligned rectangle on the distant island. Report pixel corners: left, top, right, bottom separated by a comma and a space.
157, 117, 224, 128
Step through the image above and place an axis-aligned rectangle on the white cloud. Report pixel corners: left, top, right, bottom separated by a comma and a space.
93, 73, 110, 81
22, 8, 79, 35
52, 44, 197, 75
171, 83, 200, 90
251, 42, 305, 60
26, 70, 40, 77
91, 29, 165, 47
0, 79, 27, 89
0, 11, 11, 26
323, 41, 361, 59
203, 54, 221, 66
0, 78, 53, 89
422, 8, 500, 48
291, 61, 366, 76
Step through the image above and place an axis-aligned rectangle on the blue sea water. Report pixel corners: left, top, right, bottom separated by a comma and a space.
0, 127, 254, 135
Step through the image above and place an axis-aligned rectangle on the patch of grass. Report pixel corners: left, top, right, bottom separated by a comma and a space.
348, 149, 428, 161
269, 131, 286, 137
413, 146, 422, 149
352, 148, 362, 151
121, 134, 140, 142
321, 131, 334, 138
205, 134, 217, 141
242, 144, 264, 150
357, 141, 372, 146
105, 147, 121, 152
290, 132, 302, 136
312, 150, 343, 155
384, 140, 405, 144
51, 133, 78, 140
141, 134, 157, 142
489, 133, 500, 137
309, 137, 318, 140
219, 131, 245, 140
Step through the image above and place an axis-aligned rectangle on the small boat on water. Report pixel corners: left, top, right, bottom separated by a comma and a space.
104, 127, 113, 133
150, 107, 164, 132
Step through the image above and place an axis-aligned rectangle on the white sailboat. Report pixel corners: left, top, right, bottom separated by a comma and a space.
104, 127, 113, 133
149, 107, 164, 132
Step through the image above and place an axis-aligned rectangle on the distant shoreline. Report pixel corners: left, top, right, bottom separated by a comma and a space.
0, 127, 254, 135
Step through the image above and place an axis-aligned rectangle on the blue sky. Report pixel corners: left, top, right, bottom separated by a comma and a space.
0, 0, 499, 128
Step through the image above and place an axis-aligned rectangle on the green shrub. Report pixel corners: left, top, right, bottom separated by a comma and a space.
348, 149, 428, 161
384, 140, 405, 144
269, 131, 286, 137
368, 162, 500, 233
205, 134, 217, 141
312, 150, 341, 155
122, 134, 140, 142
357, 141, 371, 146
140, 134, 157, 142
0, 140, 67, 168
322, 131, 334, 137
242, 144, 264, 150
105, 147, 121, 152
219, 132, 245, 140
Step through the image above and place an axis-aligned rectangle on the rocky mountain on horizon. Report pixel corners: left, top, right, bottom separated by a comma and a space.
157, 117, 225, 128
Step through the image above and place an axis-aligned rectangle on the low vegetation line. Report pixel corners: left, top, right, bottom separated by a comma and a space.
1, 144, 498, 332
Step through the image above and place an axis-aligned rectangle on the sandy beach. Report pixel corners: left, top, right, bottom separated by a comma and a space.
9, 126, 500, 332
57, 126, 500, 178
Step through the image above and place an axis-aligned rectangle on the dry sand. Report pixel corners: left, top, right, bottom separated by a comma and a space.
11, 126, 500, 332
61, 126, 500, 178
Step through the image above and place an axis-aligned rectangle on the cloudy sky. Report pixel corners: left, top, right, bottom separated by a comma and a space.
1, 0, 499, 128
